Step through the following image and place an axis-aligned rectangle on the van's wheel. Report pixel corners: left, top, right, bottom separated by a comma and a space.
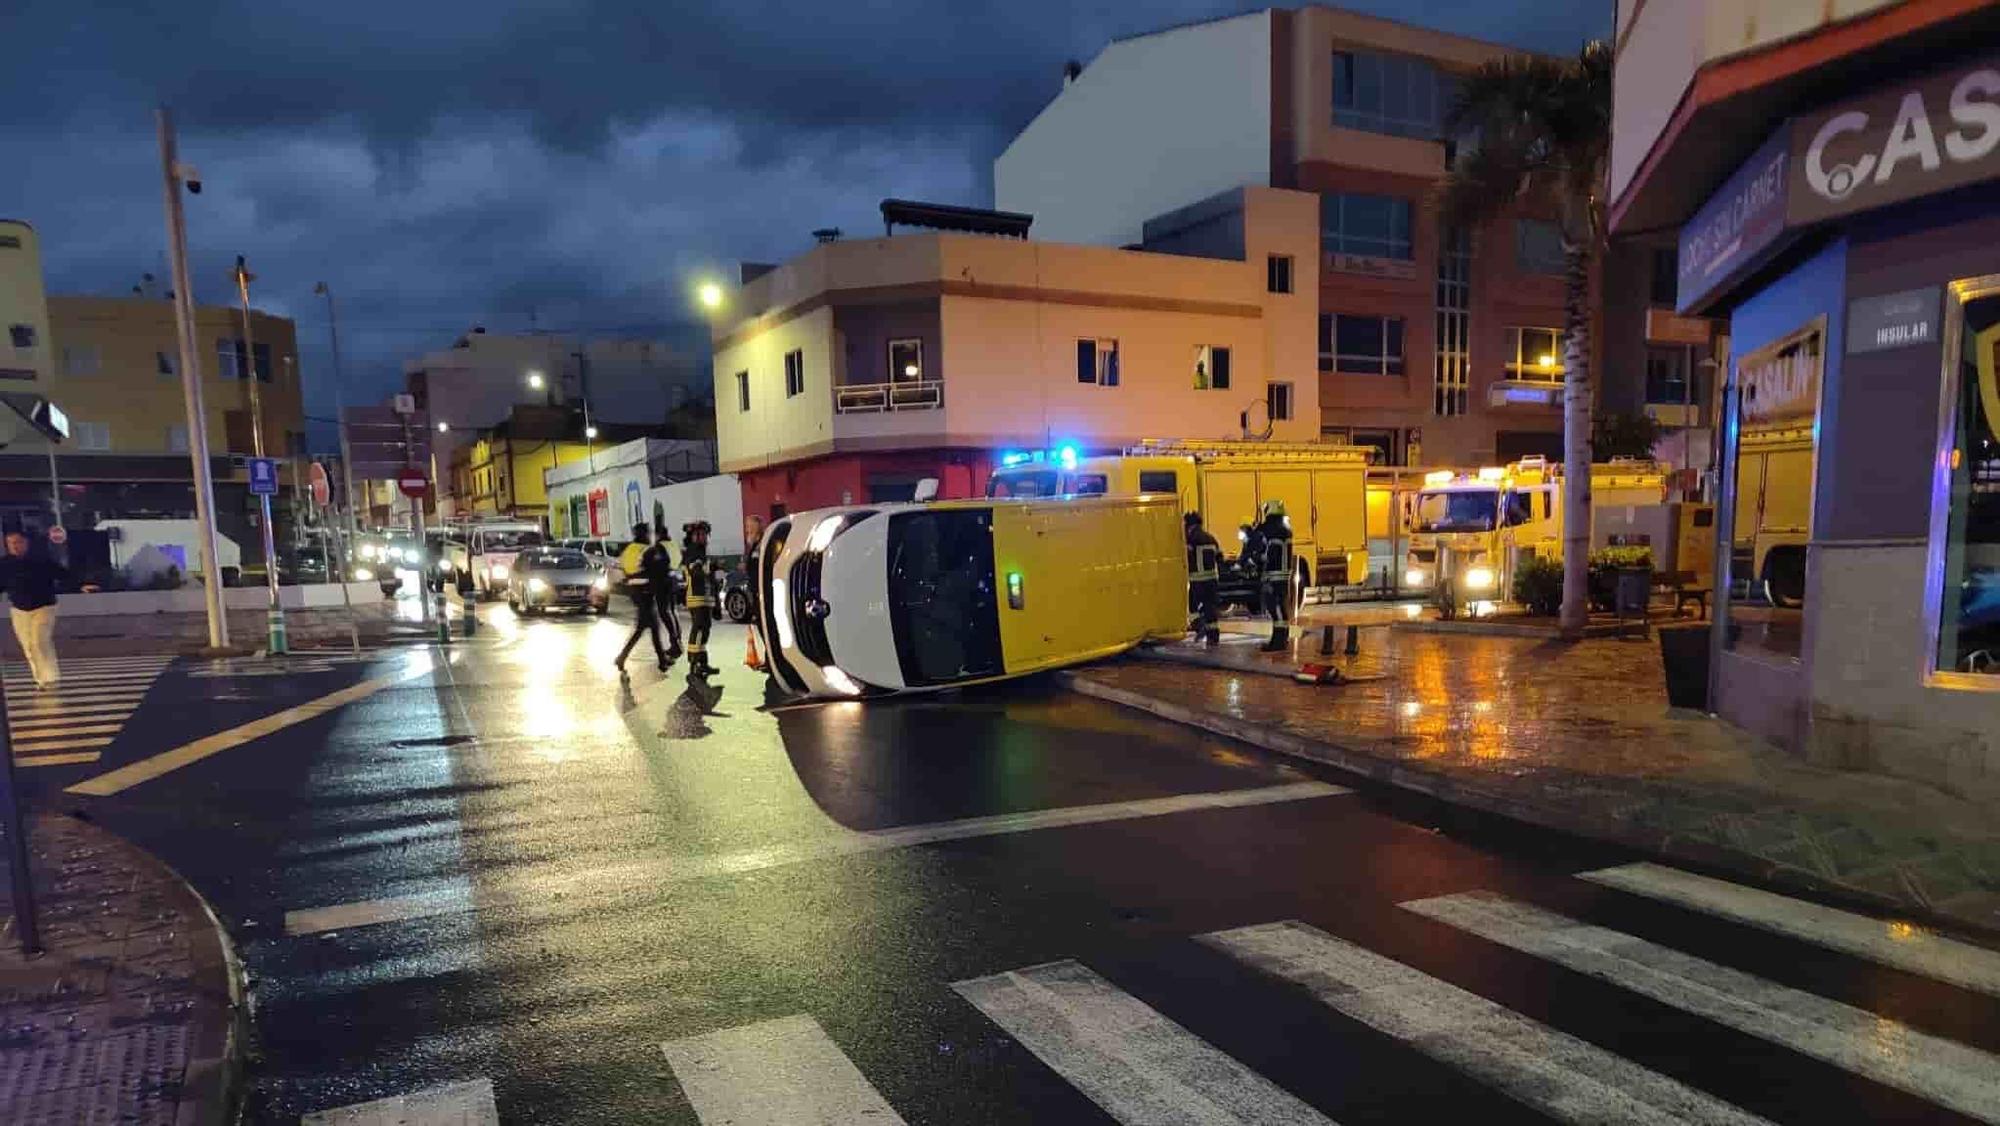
1762, 550, 1805, 608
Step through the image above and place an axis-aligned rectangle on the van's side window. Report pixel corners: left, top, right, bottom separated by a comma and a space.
1070, 474, 1109, 495
1138, 471, 1177, 494
1504, 491, 1535, 527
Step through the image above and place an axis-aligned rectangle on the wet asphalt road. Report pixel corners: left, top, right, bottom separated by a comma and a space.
24, 604, 2000, 1124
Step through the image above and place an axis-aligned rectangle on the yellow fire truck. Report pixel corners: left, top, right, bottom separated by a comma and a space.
986, 440, 1372, 599
1405, 457, 1670, 612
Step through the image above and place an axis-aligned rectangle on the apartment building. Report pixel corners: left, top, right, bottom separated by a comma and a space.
445, 405, 611, 523
712, 190, 1321, 518
1611, 0, 2000, 794
995, 6, 1572, 466
1, 220, 53, 385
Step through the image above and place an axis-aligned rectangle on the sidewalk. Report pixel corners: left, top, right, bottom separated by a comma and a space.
1068, 629, 2000, 938
0, 813, 245, 1125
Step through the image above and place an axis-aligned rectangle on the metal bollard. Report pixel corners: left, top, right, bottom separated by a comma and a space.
1345, 624, 1360, 656
1319, 624, 1337, 657
460, 588, 477, 638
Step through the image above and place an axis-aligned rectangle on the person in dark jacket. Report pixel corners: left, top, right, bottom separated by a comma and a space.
682, 521, 715, 677
2, 530, 68, 688
614, 523, 676, 673
1184, 512, 1221, 645
1255, 500, 1295, 653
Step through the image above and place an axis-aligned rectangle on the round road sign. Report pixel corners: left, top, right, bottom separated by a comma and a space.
46, 525, 67, 546
397, 466, 429, 498
309, 462, 332, 507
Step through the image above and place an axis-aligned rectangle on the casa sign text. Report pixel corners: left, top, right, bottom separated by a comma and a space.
1790, 58, 2000, 223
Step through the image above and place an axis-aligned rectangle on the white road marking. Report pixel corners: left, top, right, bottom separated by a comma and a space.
301, 1078, 499, 1125
12, 735, 114, 752
4, 669, 168, 683
1404, 891, 2000, 1123
1204, 920, 1770, 1125
1580, 862, 2000, 999
283, 780, 1348, 935
285, 884, 474, 936
953, 959, 1333, 1125
662, 1014, 907, 1125
16, 751, 101, 767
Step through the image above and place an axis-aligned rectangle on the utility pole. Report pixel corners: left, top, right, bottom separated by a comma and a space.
233, 255, 287, 654
314, 283, 361, 540
157, 107, 229, 649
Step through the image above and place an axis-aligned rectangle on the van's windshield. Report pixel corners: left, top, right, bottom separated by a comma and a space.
479, 530, 543, 551
884, 510, 1003, 686
1415, 489, 1500, 532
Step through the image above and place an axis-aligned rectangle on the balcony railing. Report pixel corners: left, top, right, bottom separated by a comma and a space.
835, 380, 943, 414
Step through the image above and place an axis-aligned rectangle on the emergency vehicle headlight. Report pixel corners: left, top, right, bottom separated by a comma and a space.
820, 665, 864, 696
1478, 466, 1506, 481
1424, 470, 1454, 486
771, 578, 796, 649
1405, 568, 1427, 587
1466, 566, 1496, 591
490, 563, 510, 581
592, 574, 608, 591
354, 567, 375, 581
806, 515, 845, 553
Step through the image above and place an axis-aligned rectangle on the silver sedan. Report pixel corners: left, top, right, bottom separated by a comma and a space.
506, 549, 611, 615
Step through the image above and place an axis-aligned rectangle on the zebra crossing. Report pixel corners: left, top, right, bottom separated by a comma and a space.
2, 654, 175, 766
304, 863, 2000, 1124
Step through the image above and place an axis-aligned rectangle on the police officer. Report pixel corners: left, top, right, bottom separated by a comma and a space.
682, 521, 716, 677
614, 522, 678, 673
1256, 499, 1295, 653
1184, 511, 1221, 645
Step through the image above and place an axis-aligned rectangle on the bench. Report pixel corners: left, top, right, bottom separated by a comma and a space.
1657, 569, 1711, 619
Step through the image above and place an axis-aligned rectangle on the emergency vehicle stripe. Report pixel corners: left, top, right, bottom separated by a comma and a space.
1579, 863, 2000, 999
1403, 891, 2000, 1122
662, 1014, 907, 1125
1204, 920, 1771, 1125
953, 959, 1334, 1125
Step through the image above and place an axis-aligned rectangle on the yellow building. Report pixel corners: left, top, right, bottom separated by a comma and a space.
1, 219, 54, 385
447, 406, 594, 522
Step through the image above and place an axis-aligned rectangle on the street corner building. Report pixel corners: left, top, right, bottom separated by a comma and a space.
1614, 0, 2000, 796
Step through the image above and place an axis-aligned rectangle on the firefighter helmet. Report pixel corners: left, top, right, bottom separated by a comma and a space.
1261, 499, 1287, 520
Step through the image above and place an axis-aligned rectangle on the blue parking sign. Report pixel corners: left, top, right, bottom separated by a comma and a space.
248, 456, 280, 496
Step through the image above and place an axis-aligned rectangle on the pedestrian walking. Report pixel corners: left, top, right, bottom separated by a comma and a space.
1184, 511, 1221, 645
682, 521, 715, 677
2, 530, 68, 689
613, 522, 677, 674
1255, 500, 1295, 653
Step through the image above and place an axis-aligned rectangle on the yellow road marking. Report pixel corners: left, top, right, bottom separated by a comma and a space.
18, 751, 103, 767
14, 723, 123, 741
65, 659, 438, 797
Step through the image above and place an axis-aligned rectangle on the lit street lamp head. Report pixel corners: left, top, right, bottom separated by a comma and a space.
527, 371, 545, 390
584, 425, 599, 440
437, 421, 449, 433
697, 282, 724, 311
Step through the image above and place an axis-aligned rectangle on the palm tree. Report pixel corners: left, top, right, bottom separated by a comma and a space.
1440, 41, 1611, 638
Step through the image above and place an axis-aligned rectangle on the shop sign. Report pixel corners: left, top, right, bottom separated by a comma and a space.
1846, 286, 1942, 354
1677, 127, 1792, 314
1646, 308, 1713, 345
1789, 56, 2000, 224
1324, 252, 1417, 281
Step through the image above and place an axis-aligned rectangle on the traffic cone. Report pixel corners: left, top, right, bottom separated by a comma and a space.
745, 629, 765, 670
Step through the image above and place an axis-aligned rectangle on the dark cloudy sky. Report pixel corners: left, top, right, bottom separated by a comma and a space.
4, 1, 1607, 444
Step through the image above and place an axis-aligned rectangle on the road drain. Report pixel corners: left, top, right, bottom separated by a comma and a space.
390, 735, 476, 749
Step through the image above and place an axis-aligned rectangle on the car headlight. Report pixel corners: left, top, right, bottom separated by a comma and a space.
359, 544, 377, 560
354, 567, 374, 581
490, 563, 509, 580
592, 574, 608, 592
771, 578, 795, 649
820, 665, 864, 696
528, 577, 549, 594
1405, 568, 1427, 586
1465, 566, 1496, 591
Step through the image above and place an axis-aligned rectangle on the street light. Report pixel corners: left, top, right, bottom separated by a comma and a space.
527, 371, 545, 390
697, 281, 724, 310
584, 425, 599, 440
437, 420, 450, 433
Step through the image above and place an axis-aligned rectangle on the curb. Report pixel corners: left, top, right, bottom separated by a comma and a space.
69, 816, 250, 1126
1060, 671, 2000, 944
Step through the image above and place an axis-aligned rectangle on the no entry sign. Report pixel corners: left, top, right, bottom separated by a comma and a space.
398, 467, 429, 498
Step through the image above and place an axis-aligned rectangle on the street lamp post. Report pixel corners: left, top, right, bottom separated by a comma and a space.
233, 256, 287, 654
156, 107, 229, 649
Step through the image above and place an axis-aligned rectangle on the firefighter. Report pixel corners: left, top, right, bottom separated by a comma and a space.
614, 523, 676, 673
1256, 499, 1295, 653
1184, 511, 1221, 645
682, 521, 716, 677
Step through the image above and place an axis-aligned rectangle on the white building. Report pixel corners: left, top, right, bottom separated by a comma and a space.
543, 436, 720, 541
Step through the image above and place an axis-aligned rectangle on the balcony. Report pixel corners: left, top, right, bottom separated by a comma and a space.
834, 380, 943, 414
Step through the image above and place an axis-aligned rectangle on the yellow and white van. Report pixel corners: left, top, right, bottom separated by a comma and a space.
758, 494, 1186, 698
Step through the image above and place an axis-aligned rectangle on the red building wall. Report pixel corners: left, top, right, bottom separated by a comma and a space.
735, 449, 995, 523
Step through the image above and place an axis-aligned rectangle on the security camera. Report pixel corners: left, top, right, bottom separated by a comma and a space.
173, 161, 203, 193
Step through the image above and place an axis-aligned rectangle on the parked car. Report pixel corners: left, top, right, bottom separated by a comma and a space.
444, 521, 546, 599
505, 548, 609, 615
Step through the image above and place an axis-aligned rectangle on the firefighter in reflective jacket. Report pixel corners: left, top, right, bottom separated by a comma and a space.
682, 521, 715, 676
1256, 499, 1295, 652
1184, 512, 1221, 645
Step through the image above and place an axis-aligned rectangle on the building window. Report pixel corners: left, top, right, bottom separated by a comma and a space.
888, 338, 923, 382
1324, 314, 1405, 376
61, 344, 100, 376
1266, 382, 1294, 421
1505, 327, 1568, 380
1435, 226, 1471, 416
1266, 255, 1293, 294
1194, 345, 1230, 390
1934, 285, 2000, 679
72, 420, 110, 451
1649, 247, 1678, 307
1515, 219, 1566, 276
1321, 193, 1413, 260
8, 324, 34, 349
1077, 338, 1119, 386
1644, 345, 1693, 405
784, 349, 804, 398
1331, 50, 1459, 140
217, 338, 272, 382
166, 424, 189, 453
734, 370, 749, 412
157, 350, 176, 377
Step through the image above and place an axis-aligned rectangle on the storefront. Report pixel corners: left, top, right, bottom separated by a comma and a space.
1681, 51, 2000, 796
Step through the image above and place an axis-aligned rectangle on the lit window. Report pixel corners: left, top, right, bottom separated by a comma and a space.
1321, 193, 1413, 260
888, 338, 923, 382
1194, 345, 1231, 390
1077, 339, 1119, 386
1504, 327, 1567, 380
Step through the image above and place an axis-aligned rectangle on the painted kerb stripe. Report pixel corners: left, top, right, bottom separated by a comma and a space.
1205, 920, 1769, 1125
1580, 863, 2000, 999
662, 1014, 906, 1125
1404, 891, 2000, 1123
